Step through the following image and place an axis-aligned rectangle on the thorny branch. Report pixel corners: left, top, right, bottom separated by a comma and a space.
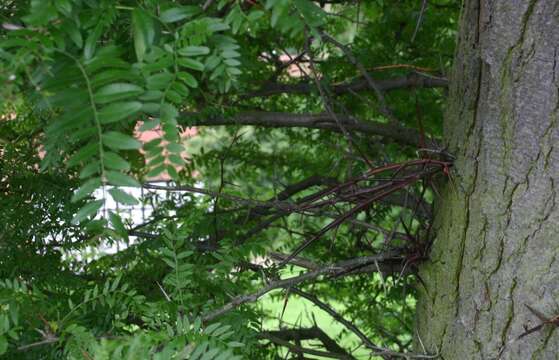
260, 327, 355, 359
260, 329, 354, 359
289, 289, 437, 359
202, 251, 405, 322
320, 32, 400, 124
304, 29, 375, 170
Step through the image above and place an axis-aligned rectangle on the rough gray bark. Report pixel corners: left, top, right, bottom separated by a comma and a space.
416, 1, 559, 359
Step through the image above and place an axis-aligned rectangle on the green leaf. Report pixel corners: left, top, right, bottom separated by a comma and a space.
98, 102, 142, 124
0, 336, 8, 355
141, 102, 160, 115
248, 10, 264, 22
109, 188, 138, 205
177, 251, 193, 259
190, 341, 208, 360
67, 142, 98, 168
109, 211, 128, 238
205, 55, 221, 70
227, 67, 242, 75
204, 322, 222, 335
63, 21, 83, 48
103, 131, 142, 150
71, 178, 102, 202
177, 72, 198, 88
270, 2, 286, 27
142, 54, 174, 72
147, 155, 165, 167
146, 165, 166, 178
84, 22, 104, 60
167, 143, 184, 153
212, 325, 231, 337
72, 200, 104, 224
210, 64, 226, 80
54, 0, 72, 16
167, 165, 179, 180
200, 348, 220, 360
139, 118, 160, 131
294, 0, 326, 27
104, 152, 131, 171
168, 154, 184, 165
91, 70, 140, 89
139, 90, 163, 101
177, 58, 205, 72
160, 103, 178, 122
224, 59, 240, 66
208, 21, 229, 32
79, 161, 100, 179
221, 49, 240, 58
144, 138, 162, 150
162, 123, 179, 140
166, 90, 183, 104
94, 83, 144, 104
227, 341, 244, 348
85, 51, 131, 73
134, 35, 146, 63
73, 127, 97, 142
162, 257, 176, 268
132, 8, 154, 62
146, 73, 174, 90
111, 275, 122, 291
159, 6, 199, 23
106, 171, 140, 187
178, 46, 210, 57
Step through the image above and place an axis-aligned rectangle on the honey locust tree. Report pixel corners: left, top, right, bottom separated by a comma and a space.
0, 1, 499, 359
416, 1, 559, 358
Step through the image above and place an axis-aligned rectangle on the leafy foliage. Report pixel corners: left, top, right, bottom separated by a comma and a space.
0, 0, 458, 358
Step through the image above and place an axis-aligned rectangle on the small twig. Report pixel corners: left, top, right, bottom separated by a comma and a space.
290, 288, 390, 358
18, 338, 59, 351
411, 0, 429, 42
320, 32, 400, 124
499, 303, 559, 358
202, 0, 214, 11
156, 281, 172, 302
304, 29, 374, 170
269, 252, 320, 270
518, 304, 559, 339
369, 64, 436, 72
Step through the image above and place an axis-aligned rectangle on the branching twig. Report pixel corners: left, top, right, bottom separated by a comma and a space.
261, 327, 355, 359
304, 29, 374, 169
202, 252, 404, 322
320, 32, 399, 124
260, 331, 354, 359
411, 0, 429, 42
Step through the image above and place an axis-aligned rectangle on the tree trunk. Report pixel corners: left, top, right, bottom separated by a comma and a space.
416, 1, 559, 358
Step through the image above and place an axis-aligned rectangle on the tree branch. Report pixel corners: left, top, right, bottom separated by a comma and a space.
201, 251, 404, 322
260, 327, 355, 359
182, 111, 425, 147
290, 288, 392, 358
260, 332, 353, 359
245, 72, 448, 98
